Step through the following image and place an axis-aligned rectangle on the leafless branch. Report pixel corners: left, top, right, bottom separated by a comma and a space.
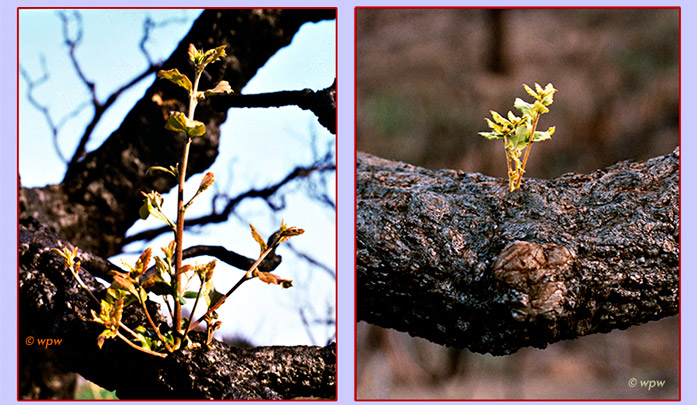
60, 10, 179, 170
122, 159, 336, 245
211, 79, 336, 134
285, 242, 335, 280
139, 13, 192, 65
19, 56, 89, 163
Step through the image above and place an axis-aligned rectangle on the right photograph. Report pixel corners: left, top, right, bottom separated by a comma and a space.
355, 7, 679, 400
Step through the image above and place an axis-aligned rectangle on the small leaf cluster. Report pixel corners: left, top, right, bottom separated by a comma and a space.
479, 83, 557, 191
157, 44, 232, 138
249, 220, 304, 288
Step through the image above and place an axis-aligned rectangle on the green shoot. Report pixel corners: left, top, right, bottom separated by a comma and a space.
479, 83, 557, 191
53, 43, 304, 357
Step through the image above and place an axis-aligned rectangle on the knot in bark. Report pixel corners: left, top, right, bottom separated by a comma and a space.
493, 241, 575, 322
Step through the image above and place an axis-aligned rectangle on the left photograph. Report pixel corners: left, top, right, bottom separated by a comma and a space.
19, 8, 336, 400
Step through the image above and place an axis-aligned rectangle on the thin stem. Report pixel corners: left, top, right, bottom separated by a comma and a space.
187, 246, 277, 332
187, 275, 249, 333
163, 295, 174, 320
118, 322, 142, 341
173, 138, 192, 336
183, 278, 205, 338
115, 331, 168, 358
173, 71, 202, 336
515, 114, 540, 189
139, 293, 174, 353
71, 267, 100, 304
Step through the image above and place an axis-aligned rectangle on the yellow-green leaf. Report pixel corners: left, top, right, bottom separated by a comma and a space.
202, 45, 227, 66
513, 98, 533, 115
532, 100, 549, 114
532, 126, 555, 142
249, 224, 267, 253
165, 111, 206, 137
198, 81, 233, 101
157, 68, 192, 94
479, 131, 502, 140
490, 110, 509, 125
523, 83, 538, 99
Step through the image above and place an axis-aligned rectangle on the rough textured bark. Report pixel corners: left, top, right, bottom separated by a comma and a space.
19, 217, 336, 399
18, 9, 336, 399
357, 148, 679, 355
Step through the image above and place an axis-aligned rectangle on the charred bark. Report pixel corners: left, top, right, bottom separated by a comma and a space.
19, 217, 335, 399
356, 148, 679, 355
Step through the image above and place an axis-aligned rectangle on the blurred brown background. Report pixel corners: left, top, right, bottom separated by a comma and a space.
356, 8, 679, 399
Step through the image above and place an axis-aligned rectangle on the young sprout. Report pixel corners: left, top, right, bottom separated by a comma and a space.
53, 43, 304, 357
479, 83, 557, 192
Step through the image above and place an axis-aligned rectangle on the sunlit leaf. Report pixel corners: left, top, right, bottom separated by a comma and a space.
198, 172, 215, 193
532, 100, 549, 114
165, 111, 206, 137
140, 191, 172, 226
198, 81, 233, 101
97, 329, 116, 349
249, 224, 267, 253
485, 117, 504, 134
111, 273, 139, 298
146, 166, 177, 177
133, 248, 152, 277
523, 83, 538, 99
183, 291, 200, 299
490, 110, 510, 126
139, 203, 150, 220
188, 43, 199, 64
177, 264, 194, 276
532, 126, 556, 142
206, 287, 225, 309
161, 241, 176, 263
52, 246, 78, 268
202, 45, 227, 67
513, 98, 533, 115
257, 271, 293, 288
479, 131, 502, 140
157, 68, 192, 93
278, 226, 305, 244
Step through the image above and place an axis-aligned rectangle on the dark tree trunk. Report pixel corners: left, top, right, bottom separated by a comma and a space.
19, 9, 336, 399
356, 148, 679, 355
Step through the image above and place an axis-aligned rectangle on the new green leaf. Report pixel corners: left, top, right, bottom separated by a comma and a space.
157, 68, 192, 94
165, 112, 206, 137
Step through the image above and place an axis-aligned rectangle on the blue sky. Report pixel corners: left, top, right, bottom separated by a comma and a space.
19, 9, 336, 347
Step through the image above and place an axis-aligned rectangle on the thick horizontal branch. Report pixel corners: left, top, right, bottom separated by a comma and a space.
19, 217, 335, 399
211, 79, 336, 134
357, 148, 679, 355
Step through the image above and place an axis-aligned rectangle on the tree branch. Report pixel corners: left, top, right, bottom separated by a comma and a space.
356, 148, 679, 355
122, 159, 335, 245
19, 217, 335, 399
211, 79, 336, 134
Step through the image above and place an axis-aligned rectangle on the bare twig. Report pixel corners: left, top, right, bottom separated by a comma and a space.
122, 160, 335, 245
